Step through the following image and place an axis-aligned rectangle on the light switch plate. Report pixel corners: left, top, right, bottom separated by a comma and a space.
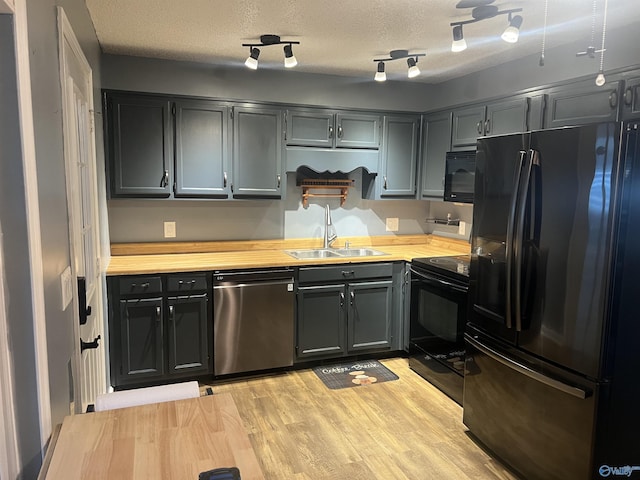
60, 266, 73, 310
164, 221, 176, 238
458, 221, 466, 236
386, 217, 399, 232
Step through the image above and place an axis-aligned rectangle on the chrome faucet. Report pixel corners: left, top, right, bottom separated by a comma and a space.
323, 204, 338, 248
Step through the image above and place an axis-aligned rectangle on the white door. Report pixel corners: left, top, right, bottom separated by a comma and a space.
58, 8, 106, 413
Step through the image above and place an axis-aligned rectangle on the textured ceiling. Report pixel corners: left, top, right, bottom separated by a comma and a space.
86, 0, 631, 83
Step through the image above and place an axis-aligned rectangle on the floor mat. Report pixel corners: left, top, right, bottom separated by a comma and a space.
312, 360, 398, 390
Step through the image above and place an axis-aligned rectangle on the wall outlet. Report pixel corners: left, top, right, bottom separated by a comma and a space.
458, 221, 466, 236
164, 221, 176, 238
386, 217, 399, 232
60, 266, 73, 310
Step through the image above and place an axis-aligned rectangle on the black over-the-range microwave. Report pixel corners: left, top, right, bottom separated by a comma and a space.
444, 150, 475, 204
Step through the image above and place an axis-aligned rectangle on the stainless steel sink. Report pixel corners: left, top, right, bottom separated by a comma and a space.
284, 249, 343, 259
284, 248, 388, 259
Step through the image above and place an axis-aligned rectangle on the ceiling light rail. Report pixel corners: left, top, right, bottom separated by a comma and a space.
450, 6, 523, 52
372, 50, 426, 82
242, 34, 300, 70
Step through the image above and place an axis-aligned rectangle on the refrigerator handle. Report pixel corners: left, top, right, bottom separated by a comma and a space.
513, 150, 538, 331
506, 150, 527, 329
465, 334, 590, 399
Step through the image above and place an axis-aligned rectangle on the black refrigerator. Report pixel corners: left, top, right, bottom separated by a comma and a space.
464, 121, 640, 480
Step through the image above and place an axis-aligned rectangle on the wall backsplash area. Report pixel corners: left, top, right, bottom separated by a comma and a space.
108, 173, 473, 243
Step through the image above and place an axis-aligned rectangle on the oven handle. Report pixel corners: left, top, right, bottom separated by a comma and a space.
410, 267, 468, 293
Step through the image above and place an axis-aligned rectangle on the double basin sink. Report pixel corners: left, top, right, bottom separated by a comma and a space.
284, 248, 388, 259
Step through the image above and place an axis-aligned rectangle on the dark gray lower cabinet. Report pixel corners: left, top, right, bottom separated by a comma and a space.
296, 263, 394, 361
109, 273, 211, 387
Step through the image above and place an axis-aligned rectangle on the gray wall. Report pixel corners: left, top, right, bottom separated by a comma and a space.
17, 0, 103, 476
0, 14, 42, 478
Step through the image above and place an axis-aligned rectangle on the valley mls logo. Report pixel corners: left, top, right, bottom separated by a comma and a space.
599, 465, 640, 477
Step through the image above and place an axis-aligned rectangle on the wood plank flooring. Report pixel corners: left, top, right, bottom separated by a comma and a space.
202, 358, 519, 480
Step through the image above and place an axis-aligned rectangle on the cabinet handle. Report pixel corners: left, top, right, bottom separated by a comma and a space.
160, 170, 169, 188
328, 126, 334, 139
132, 282, 150, 290
223, 171, 227, 188
341, 270, 355, 276
340, 292, 345, 306
624, 87, 633, 106
277, 174, 281, 188
383, 176, 388, 190
169, 305, 174, 320
155, 306, 161, 321
338, 125, 343, 138
350, 291, 355, 305
476, 121, 483, 135
484, 119, 491, 134
609, 90, 618, 109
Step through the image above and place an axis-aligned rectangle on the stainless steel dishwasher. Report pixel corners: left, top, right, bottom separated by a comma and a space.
213, 269, 295, 376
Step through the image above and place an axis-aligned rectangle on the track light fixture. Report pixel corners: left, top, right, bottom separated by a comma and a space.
450, 6, 523, 52
242, 34, 300, 70
372, 50, 426, 82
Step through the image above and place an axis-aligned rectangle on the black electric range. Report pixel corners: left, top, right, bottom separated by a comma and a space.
408, 254, 470, 404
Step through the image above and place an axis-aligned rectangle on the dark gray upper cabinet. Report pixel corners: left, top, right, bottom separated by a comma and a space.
452, 97, 530, 150
380, 115, 419, 197
232, 105, 283, 198
621, 75, 640, 120
285, 109, 381, 149
174, 99, 230, 198
420, 111, 452, 199
106, 93, 172, 197
544, 79, 621, 128
451, 105, 485, 149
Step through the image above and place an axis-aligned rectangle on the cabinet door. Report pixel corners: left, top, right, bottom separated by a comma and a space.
380, 115, 419, 197
421, 112, 452, 198
285, 109, 334, 147
106, 93, 172, 197
167, 294, 210, 376
485, 97, 529, 136
174, 100, 230, 198
545, 80, 620, 128
297, 284, 346, 359
119, 297, 165, 381
232, 106, 283, 197
622, 77, 640, 120
348, 280, 393, 353
451, 105, 485, 149
335, 113, 381, 149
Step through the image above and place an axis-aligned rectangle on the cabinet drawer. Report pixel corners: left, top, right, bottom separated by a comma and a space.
166, 274, 207, 292
299, 263, 393, 284
119, 276, 162, 295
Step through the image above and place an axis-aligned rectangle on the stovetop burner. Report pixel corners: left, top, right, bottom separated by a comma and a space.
412, 254, 470, 279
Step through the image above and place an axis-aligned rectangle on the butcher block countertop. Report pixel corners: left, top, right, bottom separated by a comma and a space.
40, 393, 264, 480
107, 234, 470, 275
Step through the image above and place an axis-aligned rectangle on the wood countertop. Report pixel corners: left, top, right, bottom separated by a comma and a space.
41, 393, 264, 480
107, 235, 470, 275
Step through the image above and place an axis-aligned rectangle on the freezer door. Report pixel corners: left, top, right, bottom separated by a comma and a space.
469, 133, 529, 343
517, 123, 620, 378
463, 330, 598, 480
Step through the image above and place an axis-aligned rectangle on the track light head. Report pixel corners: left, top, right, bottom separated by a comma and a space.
283, 44, 298, 68
374, 61, 386, 82
501, 14, 523, 43
407, 57, 420, 78
244, 47, 260, 69
451, 25, 467, 52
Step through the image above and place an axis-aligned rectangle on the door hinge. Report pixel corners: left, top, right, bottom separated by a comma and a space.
89, 109, 95, 134
230, 107, 234, 119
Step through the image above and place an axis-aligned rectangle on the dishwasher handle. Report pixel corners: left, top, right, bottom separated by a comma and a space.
213, 269, 294, 283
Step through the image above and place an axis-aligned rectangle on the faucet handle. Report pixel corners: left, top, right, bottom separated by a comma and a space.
344, 240, 350, 249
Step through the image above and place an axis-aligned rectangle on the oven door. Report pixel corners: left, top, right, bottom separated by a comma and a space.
409, 266, 468, 354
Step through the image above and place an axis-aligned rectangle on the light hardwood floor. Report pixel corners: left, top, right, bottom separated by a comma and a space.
203, 358, 519, 480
